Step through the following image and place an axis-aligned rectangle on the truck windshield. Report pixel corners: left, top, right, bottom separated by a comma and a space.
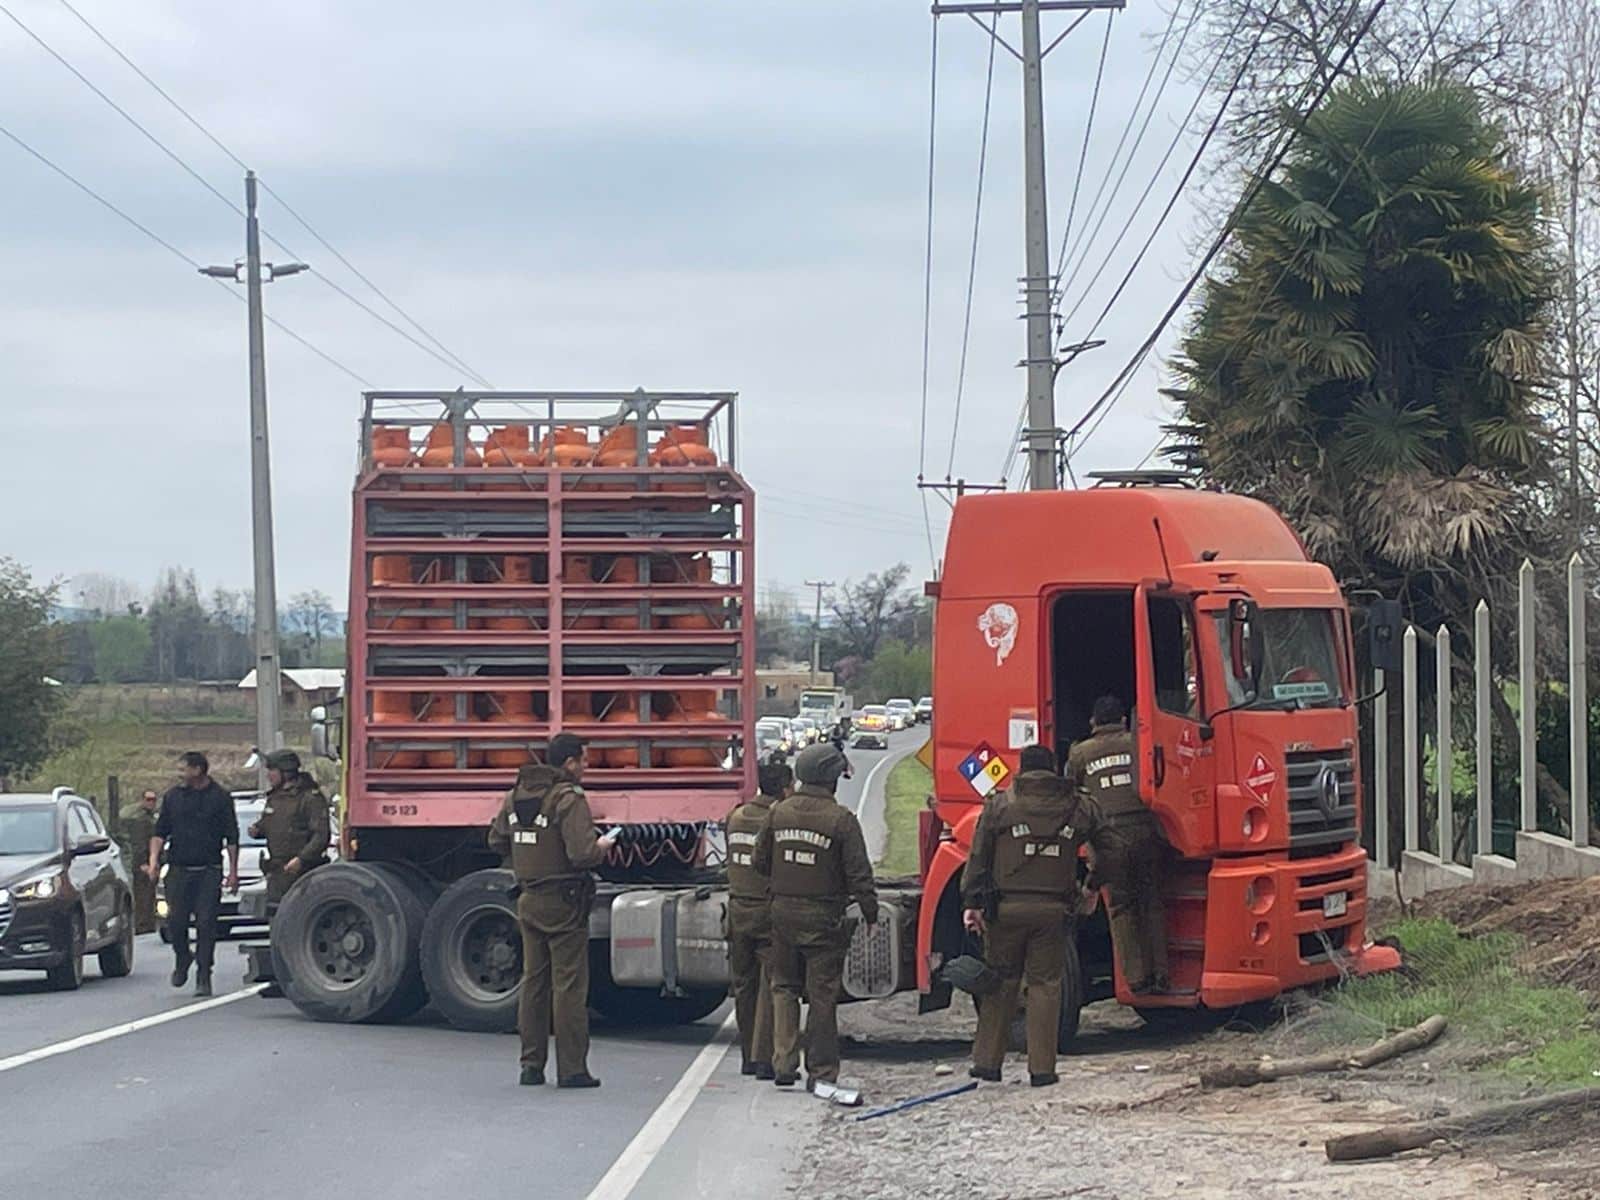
799, 692, 834, 708
1213, 608, 1347, 710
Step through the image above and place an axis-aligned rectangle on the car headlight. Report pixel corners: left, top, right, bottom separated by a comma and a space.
13, 873, 62, 901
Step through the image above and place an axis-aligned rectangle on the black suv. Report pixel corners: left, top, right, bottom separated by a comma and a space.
0, 789, 135, 989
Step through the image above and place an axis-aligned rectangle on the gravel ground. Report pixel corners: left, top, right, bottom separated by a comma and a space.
782, 994, 1600, 1200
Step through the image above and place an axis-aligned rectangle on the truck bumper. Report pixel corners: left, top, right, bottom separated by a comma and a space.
1132, 843, 1400, 1009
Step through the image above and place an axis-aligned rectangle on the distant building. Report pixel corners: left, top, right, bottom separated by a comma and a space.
756, 665, 834, 716
238, 668, 345, 714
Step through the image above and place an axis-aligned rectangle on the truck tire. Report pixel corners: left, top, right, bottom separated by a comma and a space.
1057, 934, 1084, 1050
420, 869, 521, 1033
272, 862, 431, 1024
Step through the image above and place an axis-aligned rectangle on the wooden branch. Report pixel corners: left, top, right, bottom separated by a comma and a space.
1200, 1015, 1448, 1090
1325, 1086, 1600, 1162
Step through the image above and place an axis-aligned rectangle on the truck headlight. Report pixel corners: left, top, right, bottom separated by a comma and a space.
13, 873, 62, 901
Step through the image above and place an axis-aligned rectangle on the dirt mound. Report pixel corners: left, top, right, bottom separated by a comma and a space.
1398, 876, 1600, 1001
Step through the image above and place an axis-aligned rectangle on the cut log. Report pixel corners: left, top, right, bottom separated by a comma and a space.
1200, 1014, 1447, 1089
1326, 1086, 1600, 1162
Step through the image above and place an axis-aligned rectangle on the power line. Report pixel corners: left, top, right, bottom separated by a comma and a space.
1061, 0, 1390, 455
20, 0, 489, 385
0, 117, 374, 388
945, 9, 1000, 479
1050, 8, 1115, 296
1054, 0, 1193, 298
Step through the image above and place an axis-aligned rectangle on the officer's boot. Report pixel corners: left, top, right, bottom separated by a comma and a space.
194, 969, 213, 998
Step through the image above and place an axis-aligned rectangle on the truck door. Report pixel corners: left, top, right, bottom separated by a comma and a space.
1132, 586, 1215, 855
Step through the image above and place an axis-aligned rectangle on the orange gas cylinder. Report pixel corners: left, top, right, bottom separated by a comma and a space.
420, 423, 483, 468
476, 691, 536, 768
416, 694, 461, 769
371, 427, 414, 467
651, 424, 718, 467
659, 690, 722, 767
562, 690, 595, 722
483, 555, 542, 630
562, 556, 602, 629
599, 555, 643, 629
483, 425, 531, 466
369, 690, 423, 769
595, 694, 640, 768
549, 441, 596, 468
542, 427, 595, 468
654, 554, 714, 585
370, 555, 423, 630
412, 558, 456, 630
595, 423, 640, 462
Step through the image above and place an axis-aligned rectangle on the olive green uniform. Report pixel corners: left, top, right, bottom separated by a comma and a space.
1066, 723, 1169, 992
257, 773, 332, 905
488, 765, 606, 1080
725, 791, 777, 1073
962, 770, 1090, 1076
753, 784, 878, 1085
117, 801, 160, 934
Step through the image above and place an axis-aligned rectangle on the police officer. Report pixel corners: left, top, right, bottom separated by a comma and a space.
252, 751, 331, 907
1066, 694, 1170, 994
118, 789, 161, 933
726, 752, 790, 1080
754, 742, 877, 1090
488, 734, 618, 1089
961, 744, 1089, 1087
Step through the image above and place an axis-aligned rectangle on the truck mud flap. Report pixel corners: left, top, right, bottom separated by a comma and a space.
241, 940, 278, 988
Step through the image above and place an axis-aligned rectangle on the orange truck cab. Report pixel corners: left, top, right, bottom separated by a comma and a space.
915, 478, 1400, 1025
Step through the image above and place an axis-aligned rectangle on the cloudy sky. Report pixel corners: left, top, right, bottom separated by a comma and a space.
0, 0, 1206, 612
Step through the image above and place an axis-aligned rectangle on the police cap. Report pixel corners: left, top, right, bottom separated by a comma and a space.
264, 749, 301, 773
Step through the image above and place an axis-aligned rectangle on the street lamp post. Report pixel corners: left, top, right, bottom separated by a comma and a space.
201, 170, 308, 788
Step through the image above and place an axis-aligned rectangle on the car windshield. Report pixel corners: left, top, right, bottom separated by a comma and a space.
887, 700, 912, 709
236, 807, 266, 847
0, 807, 58, 855
863, 706, 887, 716
1213, 608, 1347, 710
917, 697, 932, 706
756, 720, 786, 732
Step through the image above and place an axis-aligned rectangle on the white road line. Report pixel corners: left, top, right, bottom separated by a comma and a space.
856, 741, 911, 818
584, 1011, 738, 1200
0, 984, 268, 1075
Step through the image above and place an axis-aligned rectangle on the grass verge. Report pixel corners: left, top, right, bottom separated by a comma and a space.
878, 755, 932, 876
1330, 917, 1600, 1086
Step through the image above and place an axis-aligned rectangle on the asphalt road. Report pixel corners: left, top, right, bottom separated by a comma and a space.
0, 735, 928, 1200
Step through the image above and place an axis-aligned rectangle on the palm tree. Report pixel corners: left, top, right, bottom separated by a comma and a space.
1165, 79, 1572, 845
1167, 78, 1558, 633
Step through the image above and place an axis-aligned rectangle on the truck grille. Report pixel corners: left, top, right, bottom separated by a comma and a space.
0, 892, 13, 942
1284, 750, 1357, 855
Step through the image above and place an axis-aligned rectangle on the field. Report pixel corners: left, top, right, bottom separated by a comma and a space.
20, 683, 322, 812
878, 755, 932, 876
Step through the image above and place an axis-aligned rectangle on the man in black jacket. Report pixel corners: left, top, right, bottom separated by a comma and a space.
148, 751, 239, 997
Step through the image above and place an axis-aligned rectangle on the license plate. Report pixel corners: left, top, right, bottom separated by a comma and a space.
1322, 891, 1348, 918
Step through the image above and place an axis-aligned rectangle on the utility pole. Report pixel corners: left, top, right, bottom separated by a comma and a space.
201, 171, 308, 786
805, 580, 834, 684
933, 1, 1124, 492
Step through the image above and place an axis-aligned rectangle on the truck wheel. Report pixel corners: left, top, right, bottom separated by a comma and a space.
272, 862, 431, 1024
420, 869, 521, 1033
589, 949, 726, 1025
1057, 935, 1084, 1050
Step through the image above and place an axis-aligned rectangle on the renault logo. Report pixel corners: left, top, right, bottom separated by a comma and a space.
1316, 765, 1341, 820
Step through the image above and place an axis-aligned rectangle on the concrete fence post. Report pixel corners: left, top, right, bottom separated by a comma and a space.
1437, 625, 1453, 862
1570, 553, 1589, 849
1476, 601, 1492, 859
1404, 625, 1420, 852
1519, 559, 1537, 834
1375, 667, 1389, 870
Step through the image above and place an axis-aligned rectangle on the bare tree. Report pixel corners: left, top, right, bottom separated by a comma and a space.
71, 572, 140, 617
286, 590, 337, 659
828, 565, 918, 663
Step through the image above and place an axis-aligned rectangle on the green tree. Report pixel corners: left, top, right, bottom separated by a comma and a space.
89, 616, 152, 682
865, 641, 932, 704
0, 559, 69, 787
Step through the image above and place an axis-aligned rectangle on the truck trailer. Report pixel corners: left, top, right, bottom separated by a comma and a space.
263, 389, 754, 1030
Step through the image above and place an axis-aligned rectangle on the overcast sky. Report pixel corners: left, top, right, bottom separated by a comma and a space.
0, 0, 1205, 612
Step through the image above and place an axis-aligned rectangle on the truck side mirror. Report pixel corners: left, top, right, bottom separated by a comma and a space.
1229, 598, 1264, 699
310, 707, 342, 763
1367, 599, 1404, 675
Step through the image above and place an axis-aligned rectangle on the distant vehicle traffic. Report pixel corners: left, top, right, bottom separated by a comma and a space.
797, 687, 854, 739
915, 696, 934, 723
790, 716, 821, 747
852, 705, 891, 750
0, 789, 134, 990
755, 717, 794, 758
885, 698, 916, 730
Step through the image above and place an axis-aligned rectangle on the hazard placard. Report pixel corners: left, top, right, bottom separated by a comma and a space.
957, 742, 1010, 798
1244, 752, 1277, 802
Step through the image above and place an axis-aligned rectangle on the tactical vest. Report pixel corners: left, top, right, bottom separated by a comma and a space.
508, 783, 579, 883
768, 789, 846, 899
991, 779, 1078, 898
725, 794, 775, 901
1078, 727, 1144, 820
